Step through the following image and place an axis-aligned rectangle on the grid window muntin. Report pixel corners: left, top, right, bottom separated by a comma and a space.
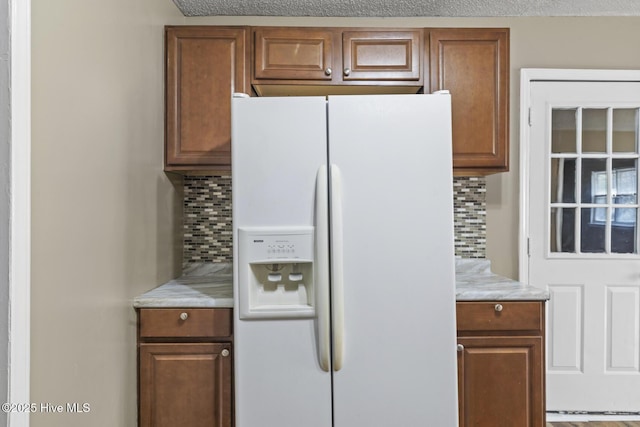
549, 106, 640, 256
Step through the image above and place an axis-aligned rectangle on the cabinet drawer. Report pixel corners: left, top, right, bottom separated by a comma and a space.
456, 302, 542, 332
139, 308, 232, 338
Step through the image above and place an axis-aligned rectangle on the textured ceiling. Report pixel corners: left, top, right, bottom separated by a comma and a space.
172, 0, 640, 17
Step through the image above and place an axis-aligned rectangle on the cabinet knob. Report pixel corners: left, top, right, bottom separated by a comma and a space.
457, 344, 464, 352
325, 67, 332, 76
221, 349, 230, 357
494, 304, 503, 312
343, 67, 351, 76
179, 312, 188, 321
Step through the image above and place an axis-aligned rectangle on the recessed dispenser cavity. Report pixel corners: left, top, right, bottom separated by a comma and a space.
237, 227, 315, 319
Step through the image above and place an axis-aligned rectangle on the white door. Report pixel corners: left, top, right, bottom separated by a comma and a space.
527, 78, 640, 411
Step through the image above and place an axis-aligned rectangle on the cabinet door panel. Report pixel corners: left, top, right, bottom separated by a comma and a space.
342, 30, 422, 82
165, 26, 248, 171
254, 28, 334, 80
139, 343, 232, 427
430, 29, 509, 174
458, 336, 544, 427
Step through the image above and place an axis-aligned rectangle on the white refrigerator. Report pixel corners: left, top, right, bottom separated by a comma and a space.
232, 93, 458, 427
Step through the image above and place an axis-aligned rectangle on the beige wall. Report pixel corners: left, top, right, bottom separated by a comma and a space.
31, 9, 640, 426
31, 0, 184, 425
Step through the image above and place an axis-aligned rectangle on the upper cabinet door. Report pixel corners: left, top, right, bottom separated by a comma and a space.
429, 28, 510, 175
165, 26, 248, 172
253, 28, 335, 81
342, 30, 422, 82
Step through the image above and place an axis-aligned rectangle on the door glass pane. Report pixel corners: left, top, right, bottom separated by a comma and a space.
581, 207, 606, 253
550, 207, 575, 253
611, 208, 637, 254
610, 159, 637, 253
582, 109, 607, 153
552, 109, 577, 153
551, 158, 576, 203
582, 158, 608, 203
612, 159, 637, 205
612, 108, 638, 153
591, 197, 607, 223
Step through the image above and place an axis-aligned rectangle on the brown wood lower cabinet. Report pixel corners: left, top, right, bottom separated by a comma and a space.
456, 301, 546, 427
137, 308, 233, 427
137, 303, 544, 426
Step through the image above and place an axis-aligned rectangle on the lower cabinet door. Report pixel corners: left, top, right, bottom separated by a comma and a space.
139, 343, 232, 427
457, 336, 544, 427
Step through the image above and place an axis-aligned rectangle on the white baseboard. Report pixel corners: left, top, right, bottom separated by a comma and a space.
547, 412, 640, 422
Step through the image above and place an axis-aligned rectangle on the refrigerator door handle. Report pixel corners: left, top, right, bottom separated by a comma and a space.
315, 165, 331, 372
330, 164, 345, 371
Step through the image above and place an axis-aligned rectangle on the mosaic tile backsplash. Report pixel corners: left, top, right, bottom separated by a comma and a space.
183, 176, 486, 263
183, 176, 233, 263
453, 177, 486, 258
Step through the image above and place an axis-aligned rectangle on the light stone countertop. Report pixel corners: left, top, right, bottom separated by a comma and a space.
455, 258, 550, 301
133, 263, 233, 308
133, 259, 549, 308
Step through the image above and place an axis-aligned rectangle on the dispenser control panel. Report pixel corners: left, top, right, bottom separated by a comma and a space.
267, 243, 296, 256
237, 227, 315, 319
244, 229, 313, 261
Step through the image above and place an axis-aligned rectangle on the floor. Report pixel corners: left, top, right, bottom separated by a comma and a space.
547, 423, 640, 426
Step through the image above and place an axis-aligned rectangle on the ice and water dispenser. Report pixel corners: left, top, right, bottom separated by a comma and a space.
237, 227, 315, 319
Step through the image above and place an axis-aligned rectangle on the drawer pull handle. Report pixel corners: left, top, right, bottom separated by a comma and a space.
325, 67, 332, 76
179, 312, 188, 321
457, 344, 464, 352
494, 304, 503, 312
221, 349, 230, 357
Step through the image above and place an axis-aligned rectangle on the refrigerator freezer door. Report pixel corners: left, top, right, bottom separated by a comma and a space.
327, 94, 459, 426
232, 97, 332, 427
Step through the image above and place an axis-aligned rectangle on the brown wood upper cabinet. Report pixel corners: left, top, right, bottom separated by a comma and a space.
342, 30, 422, 82
163, 26, 510, 175
253, 27, 334, 81
252, 27, 423, 94
165, 26, 249, 173
429, 28, 510, 175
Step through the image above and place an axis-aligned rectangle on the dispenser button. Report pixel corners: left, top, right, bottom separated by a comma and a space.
289, 272, 303, 281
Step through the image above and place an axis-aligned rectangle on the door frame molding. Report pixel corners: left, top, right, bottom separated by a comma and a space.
518, 68, 640, 284
9, 0, 31, 425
